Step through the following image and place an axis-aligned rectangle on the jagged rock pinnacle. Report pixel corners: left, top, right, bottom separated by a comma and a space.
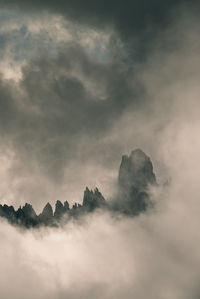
0, 148, 158, 227
83, 187, 106, 211
117, 148, 157, 214
38, 202, 53, 225
119, 148, 157, 191
54, 200, 69, 219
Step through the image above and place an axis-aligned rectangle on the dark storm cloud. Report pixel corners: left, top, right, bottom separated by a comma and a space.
2, 0, 199, 60
0, 1, 151, 207
0, 0, 199, 209
1, 2, 200, 298
0, 41, 138, 183
1, 0, 195, 33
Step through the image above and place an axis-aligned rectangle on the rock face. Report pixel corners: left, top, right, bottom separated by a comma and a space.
54, 200, 69, 220
83, 187, 106, 211
39, 203, 53, 225
119, 149, 157, 190
117, 149, 157, 214
0, 203, 38, 227
20, 203, 38, 227
0, 148, 158, 227
0, 204, 16, 224
22, 203, 37, 219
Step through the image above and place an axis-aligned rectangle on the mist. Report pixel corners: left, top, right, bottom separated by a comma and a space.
0, 1, 200, 298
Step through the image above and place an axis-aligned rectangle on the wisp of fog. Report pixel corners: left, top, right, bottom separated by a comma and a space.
1, 3, 200, 299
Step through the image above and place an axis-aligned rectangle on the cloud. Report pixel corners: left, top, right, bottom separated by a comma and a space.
0, 8, 139, 209
0, 0, 192, 38
0, 1, 199, 212
1, 159, 200, 299
0, 2, 200, 299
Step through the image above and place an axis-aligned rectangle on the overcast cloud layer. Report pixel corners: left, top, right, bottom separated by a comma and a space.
0, 0, 198, 209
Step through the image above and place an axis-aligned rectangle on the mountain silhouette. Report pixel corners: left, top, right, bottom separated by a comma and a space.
116, 149, 157, 214
0, 149, 157, 228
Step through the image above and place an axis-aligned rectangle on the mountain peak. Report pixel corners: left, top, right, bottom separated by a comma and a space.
83, 187, 106, 211
117, 149, 157, 214
38, 202, 53, 225
0, 148, 158, 227
119, 148, 157, 191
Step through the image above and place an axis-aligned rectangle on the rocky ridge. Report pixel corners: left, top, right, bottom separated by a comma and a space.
0, 149, 157, 228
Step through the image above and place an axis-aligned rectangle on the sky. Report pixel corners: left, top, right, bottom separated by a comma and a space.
1, 1, 200, 298
0, 0, 198, 211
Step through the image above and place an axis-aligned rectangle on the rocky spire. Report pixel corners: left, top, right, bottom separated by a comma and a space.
20, 203, 38, 227
64, 200, 70, 210
38, 202, 53, 225
0, 148, 158, 227
119, 149, 157, 190
54, 200, 69, 220
0, 204, 16, 224
83, 187, 106, 211
117, 149, 157, 214
22, 203, 37, 219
